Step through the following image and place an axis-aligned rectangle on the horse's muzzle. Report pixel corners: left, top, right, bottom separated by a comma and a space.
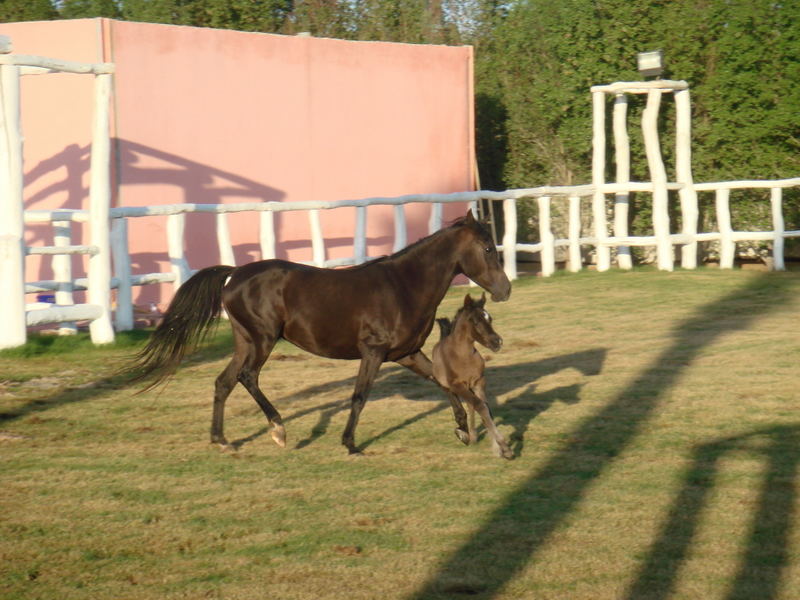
491, 280, 512, 302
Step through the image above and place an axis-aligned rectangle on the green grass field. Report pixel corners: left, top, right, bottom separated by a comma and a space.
2, 268, 800, 599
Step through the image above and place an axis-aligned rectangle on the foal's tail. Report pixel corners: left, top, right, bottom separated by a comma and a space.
436, 317, 453, 340
129, 264, 236, 392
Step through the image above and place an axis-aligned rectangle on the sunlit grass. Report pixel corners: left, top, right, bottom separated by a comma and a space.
2, 268, 800, 599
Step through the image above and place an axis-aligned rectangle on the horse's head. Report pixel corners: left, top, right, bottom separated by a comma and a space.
462, 293, 502, 352
456, 210, 511, 302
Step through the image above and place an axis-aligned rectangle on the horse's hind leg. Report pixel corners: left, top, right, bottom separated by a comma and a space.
211, 352, 244, 447
236, 332, 286, 448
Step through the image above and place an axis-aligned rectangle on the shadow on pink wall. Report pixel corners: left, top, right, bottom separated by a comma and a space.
24, 139, 400, 306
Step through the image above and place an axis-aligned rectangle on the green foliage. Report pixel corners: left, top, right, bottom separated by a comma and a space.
59, 0, 121, 18
3, 0, 797, 247
0, 0, 58, 21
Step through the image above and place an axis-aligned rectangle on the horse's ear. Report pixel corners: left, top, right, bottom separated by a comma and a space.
464, 209, 476, 224
463, 293, 474, 307
478, 292, 486, 307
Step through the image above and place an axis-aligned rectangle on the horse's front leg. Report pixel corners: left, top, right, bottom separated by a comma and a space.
395, 352, 470, 444
455, 379, 513, 459
342, 349, 385, 455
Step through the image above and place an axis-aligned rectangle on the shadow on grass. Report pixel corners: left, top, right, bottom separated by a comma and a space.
0, 328, 236, 424
405, 273, 796, 599
232, 348, 607, 453
625, 424, 800, 600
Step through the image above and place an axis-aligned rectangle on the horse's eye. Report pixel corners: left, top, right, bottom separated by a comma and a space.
484, 246, 492, 253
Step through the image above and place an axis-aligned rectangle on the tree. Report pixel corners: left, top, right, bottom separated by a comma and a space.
0, 0, 58, 21
59, 0, 121, 18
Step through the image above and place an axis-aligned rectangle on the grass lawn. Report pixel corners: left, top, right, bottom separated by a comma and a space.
2, 267, 800, 599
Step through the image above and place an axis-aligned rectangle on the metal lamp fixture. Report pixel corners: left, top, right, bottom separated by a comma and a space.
637, 50, 664, 78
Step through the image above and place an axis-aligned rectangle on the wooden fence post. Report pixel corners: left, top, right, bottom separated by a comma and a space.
0, 63, 26, 349
613, 93, 632, 269
568, 195, 582, 272
354, 205, 367, 264
393, 205, 407, 253
87, 71, 114, 344
771, 187, 785, 271
111, 217, 134, 331
53, 220, 77, 335
675, 88, 698, 269
592, 91, 610, 271
260, 210, 276, 259
716, 188, 735, 268
217, 213, 235, 266
538, 196, 555, 276
502, 197, 518, 281
642, 89, 673, 271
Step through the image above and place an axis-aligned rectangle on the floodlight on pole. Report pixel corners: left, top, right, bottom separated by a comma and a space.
637, 50, 663, 78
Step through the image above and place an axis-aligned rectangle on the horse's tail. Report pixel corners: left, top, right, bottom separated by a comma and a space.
436, 317, 453, 340
129, 264, 236, 392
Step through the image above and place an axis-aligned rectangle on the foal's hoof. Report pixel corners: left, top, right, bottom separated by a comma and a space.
454, 428, 471, 446
270, 424, 287, 448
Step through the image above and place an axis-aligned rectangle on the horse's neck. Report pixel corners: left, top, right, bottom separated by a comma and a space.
390, 230, 461, 303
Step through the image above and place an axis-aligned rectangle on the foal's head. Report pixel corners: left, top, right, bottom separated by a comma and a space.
455, 210, 511, 303
455, 293, 503, 352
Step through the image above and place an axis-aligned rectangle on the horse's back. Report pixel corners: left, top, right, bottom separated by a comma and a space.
223, 258, 423, 360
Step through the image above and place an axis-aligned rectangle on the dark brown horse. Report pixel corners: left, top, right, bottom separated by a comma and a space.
130, 209, 510, 455
433, 293, 513, 459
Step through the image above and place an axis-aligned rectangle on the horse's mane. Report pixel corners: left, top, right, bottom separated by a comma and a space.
351, 215, 483, 269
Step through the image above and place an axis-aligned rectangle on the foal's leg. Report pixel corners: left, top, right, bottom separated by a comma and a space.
396, 351, 471, 444
342, 349, 384, 455
455, 379, 513, 459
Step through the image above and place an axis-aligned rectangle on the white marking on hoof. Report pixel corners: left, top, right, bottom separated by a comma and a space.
271, 424, 287, 448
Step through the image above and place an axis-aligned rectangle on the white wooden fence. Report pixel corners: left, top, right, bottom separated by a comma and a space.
1, 47, 799, 350
0, 38, 115, 349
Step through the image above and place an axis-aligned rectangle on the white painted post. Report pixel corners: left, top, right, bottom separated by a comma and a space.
87, 71, 114, 344
260, 210, 276, 259
538, 196, 555, 277
716, 188, 735, 269
0, 63, 26, 348
217, 213, 235, 266
429, 202, 443, 234
354, 205, 367, 264
613, 93, 632, 269
675, 88, 698, 269
111, 217, 134, 331
592, 91, 611, 271
771, 187, 785, 271
502, 197, 518, 281
167, 213, 191, 289
53, 220, 77, 335
393, 204, 407, 252
641, 89, 673, 271
568, 195, 582, 272
309, 209, 325, 267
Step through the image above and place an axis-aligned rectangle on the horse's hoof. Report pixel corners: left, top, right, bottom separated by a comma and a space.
454, 428, 471, 445
271, 424, 287, 448
211, 436, 230, 448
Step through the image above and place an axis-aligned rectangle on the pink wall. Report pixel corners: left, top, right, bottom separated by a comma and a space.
1, 19, 474, 307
